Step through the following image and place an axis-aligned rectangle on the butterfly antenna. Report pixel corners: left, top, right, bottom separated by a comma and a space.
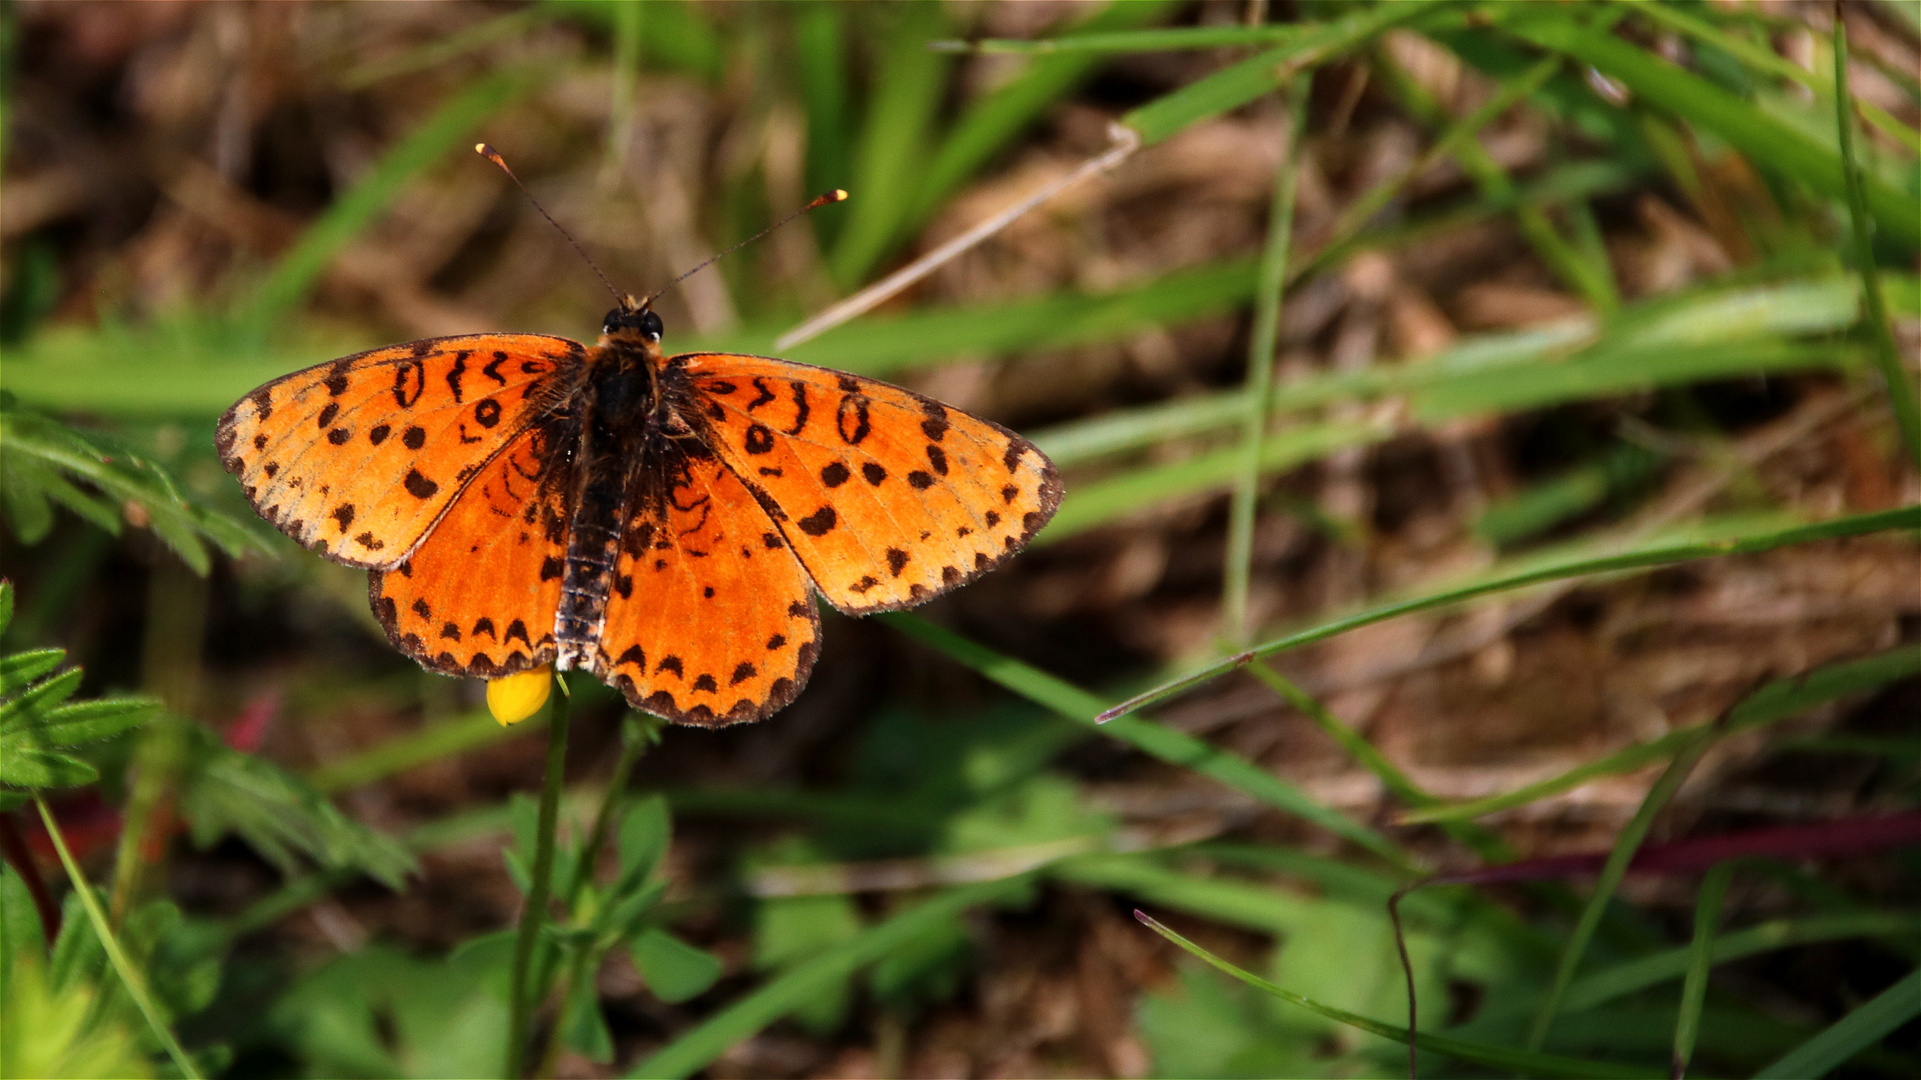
644, 189, 849, 309
476, 143, 624, 305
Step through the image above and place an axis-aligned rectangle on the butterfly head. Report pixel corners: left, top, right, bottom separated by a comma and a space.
601, 295, 664, 347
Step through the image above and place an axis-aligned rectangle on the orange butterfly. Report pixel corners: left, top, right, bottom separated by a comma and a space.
217, 293, 1060, 726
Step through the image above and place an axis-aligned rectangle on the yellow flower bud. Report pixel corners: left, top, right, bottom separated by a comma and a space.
487, 666, 553, 726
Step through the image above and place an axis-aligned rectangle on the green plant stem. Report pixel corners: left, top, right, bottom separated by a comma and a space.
533, 713, 663, 1079
111, 557, 206, 924
1528, 724, 1718, 1050
1833, 14, 1921, 472
1223, 78, 1308, 647
506, 687, 572, 1079
1673, 861, 1735, 1079
35, 795, 201, 1080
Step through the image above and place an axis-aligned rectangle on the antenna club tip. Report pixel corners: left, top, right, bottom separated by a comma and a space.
831, 189, 849, 202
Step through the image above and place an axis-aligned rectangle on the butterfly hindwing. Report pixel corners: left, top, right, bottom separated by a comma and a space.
592, 451, 822, 726
679, 354, 1062, 614
217, 333, 584, 568
368, 425, 570, 676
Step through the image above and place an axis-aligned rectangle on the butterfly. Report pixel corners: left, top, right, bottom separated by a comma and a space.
216, 296, 1062, 726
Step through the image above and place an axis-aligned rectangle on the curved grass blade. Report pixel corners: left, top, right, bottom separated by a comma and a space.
1500, 12, 1919, 246
1563, 911, 1921, 1014
1223, 80, 1307, 646
35, 795, 202, 1080
1833, 14, 1921, 471
1753, 967, 1921, 1079
1098, 506, 1921, 723
1673, 861, 1735, 1078
1528, 727, 1719, 1049
880, 613, 1411, 868
1400, 645, 1921, 824
1123, 1, 1453, 145
1134, 909, 1661, 1079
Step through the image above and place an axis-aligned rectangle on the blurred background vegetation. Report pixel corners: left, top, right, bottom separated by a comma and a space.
2, 1, 1919, 1077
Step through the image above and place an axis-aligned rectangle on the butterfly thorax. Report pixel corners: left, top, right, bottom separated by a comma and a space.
552, 325, 670, 671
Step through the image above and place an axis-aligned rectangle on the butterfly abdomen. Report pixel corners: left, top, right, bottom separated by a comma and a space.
553, 342, 658, 670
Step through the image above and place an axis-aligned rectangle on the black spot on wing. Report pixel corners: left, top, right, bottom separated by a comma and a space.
404, 470, 439, 499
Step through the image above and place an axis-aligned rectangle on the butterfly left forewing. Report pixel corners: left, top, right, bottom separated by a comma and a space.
677, 353, 1061, 614
217, 333, 584, 568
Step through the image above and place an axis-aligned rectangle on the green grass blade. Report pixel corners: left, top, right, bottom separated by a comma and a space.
1039, 417, 1390, 544
307, 707, 528, 794
880, 613, 1411, 868
1403, 645, 1921, 824
1624, 1, 1921, 155
1122, 1, 1451, 145
1674, 861, 1735, 1077
1223, 81, 1306, 646
1528, 727, 1718, 1049
1244, 663, 1514, 863
796, 2, 853, 227
35, 795, 202, 1080
912, 0, 1178, 222
1753, 967, 1921, 1079
937, 23, 1320, 55
826, 1, 951, 287
240, 70, 530, 335
1135, 910, 1662, 1079
1099, 506, 1921, 723
1833, 15, 1921, 471
1564, 911, 1921, 1013
1501, 11, 1920, 246
629, 876, 1031, 1079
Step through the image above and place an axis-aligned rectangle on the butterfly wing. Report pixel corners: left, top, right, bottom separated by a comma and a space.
368, 424, 572, 677
676, 354, 1061, 614
217, 334, 585, 568
590, 449, 822, 726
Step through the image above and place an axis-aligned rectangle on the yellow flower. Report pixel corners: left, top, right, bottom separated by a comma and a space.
487, 666, 553, 726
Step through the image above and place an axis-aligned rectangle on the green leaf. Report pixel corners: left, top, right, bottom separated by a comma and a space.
632, 877, 1030, 1079
751, 888, 862, 1033
630, 927, 723, 1004
178, 725, 416, 886
0, 666, 82, 729
560, 960, 616, 1063
0, 400, 275, 573
0, 952, 155, 1080
0, 747, 98, 789
27, 698, 158, 746
614, 795, 670, 892
0, 648, 66, 696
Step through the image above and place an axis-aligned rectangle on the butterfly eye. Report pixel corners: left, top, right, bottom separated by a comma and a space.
641, 310, 663, 341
